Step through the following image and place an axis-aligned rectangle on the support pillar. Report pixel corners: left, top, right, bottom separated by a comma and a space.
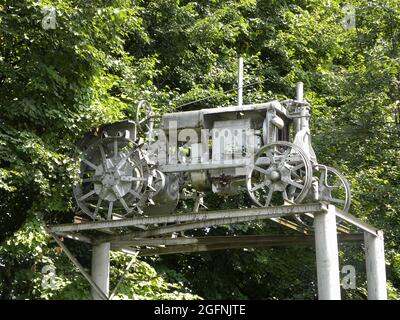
314, 205, 341, 300
91, 242, 110, 300
365, 231, 387, 300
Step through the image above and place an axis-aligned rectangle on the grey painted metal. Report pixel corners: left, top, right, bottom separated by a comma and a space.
177, 100, 285, 117
314, 205, 341, 300
120, 247, 139, 256
50, 202, 326, 233
48, 201, 385, 301
292, 83, 301, 133
159, 161, 249, 173
54, 216, 313, 244
335, 207, 379, 235
365, 231, 387, 300
296, 82, 304, 102
98, 215, 304, 242
294, 166, 352, 229
73, 135, 151, 219
92, 204, 327, 243
238, 57, 243, 107
110, 233, 364, 247
64, 68, 378, 301
72, 81, 351, 222
91, 242, 110, 300
54, 213, 352, 246
110, 233, 364, 256
55, 231, 93, 244
296, 82, 309, 131
113, 237, 199, 246
318, 166, 351, 213
46, 229, 108, 300
246, 141, 313, 207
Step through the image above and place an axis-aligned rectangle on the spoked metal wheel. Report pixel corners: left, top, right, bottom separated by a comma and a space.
150, 169, 166, 197
73, 135, 151, 220
318, 165, 351, 212
294, 165, 351, 228
246, 141, 313, 207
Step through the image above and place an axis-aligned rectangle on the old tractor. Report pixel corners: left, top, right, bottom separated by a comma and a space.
73, 83, 351, 228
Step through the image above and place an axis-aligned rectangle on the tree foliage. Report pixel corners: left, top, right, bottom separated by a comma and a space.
1, 0, 400, 299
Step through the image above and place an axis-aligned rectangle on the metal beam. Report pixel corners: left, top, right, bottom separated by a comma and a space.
270, 217, 310, 234
110, 233, 364, 247
137, 243, 278, 256
112, 237, 199, 246
109, 251, 139, 300
62, 217, 312, 243
110, 233, 364, 256
50, 203, 327, 233
55, 231, 93, 244
96, 213, 313, 243
335, 208, 379, 236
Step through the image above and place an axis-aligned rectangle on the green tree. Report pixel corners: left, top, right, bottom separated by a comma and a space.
0, 0, 196, 299
1, 0, 400, 300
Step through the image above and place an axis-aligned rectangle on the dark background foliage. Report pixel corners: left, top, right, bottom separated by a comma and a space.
0, 0, 399, 299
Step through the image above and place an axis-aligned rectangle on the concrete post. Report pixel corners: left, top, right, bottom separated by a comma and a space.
91, 242, 110, 300
314, 205, 341, 300
365, 231, 387, 300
